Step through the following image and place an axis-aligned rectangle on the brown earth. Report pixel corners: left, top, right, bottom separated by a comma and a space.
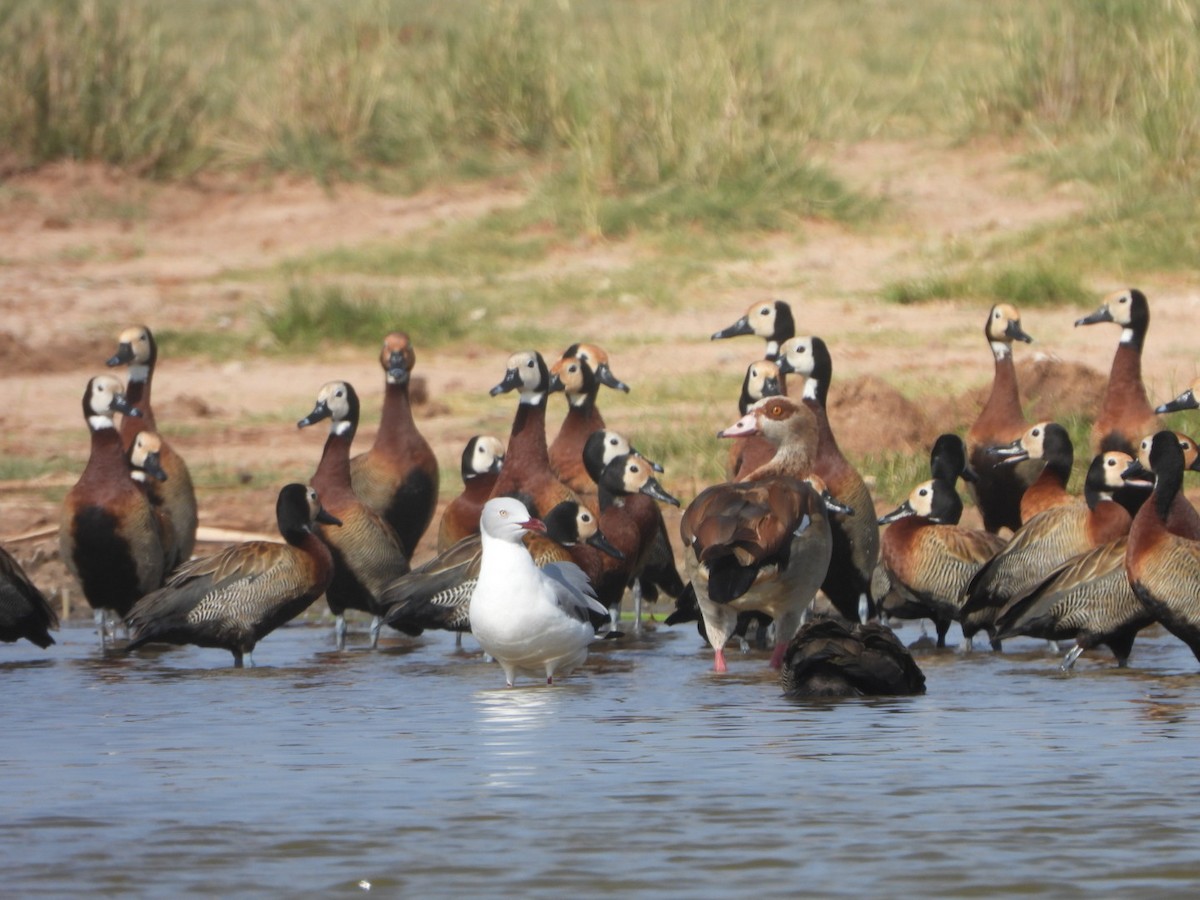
3, 140, 1198, 620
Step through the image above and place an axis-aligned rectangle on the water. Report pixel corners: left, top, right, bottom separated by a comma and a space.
4, 618, 1200, 898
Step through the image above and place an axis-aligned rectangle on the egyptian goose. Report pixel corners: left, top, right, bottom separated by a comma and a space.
680, 396, 835, 672
1157, 376, 1200, 414
992, 421, 1076, 523
298, 381, 411, 649
878, 479, 1006, 648
469, 497, 611, 686
60, 375, 166, 644
1124, 431, 1200, 662
0, 545, 58, 649
1075, 288, 1161, 456
350, 332, 440, 558
547, 348, 628, 497
126, 484, 339, 667
437, 435, 505, 552
960, 450, 1143, 650
488, 350, 581, 518
382, 499, 622, 638
710, 299, 796, 360
776, 335, 880, 624
780, 618, 925, 698
106, 325, 197, 570
994, 535, 1151, 669
726, 358, 785, 480
965, 303, 1038, 534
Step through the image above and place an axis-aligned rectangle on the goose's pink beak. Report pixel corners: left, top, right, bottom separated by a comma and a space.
718, 412, 758, 439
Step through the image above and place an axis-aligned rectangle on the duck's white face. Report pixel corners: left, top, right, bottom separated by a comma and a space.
469, 436, 505, 476
87, 375, 127, 417
598, 431, 632, 465
317, 381, 353, 422
1101, 451, 1134, 489
116, 326, 153, 365
1099, 289, 1134, 327
480, 497, 545, 542
747, 300, 777, 339
745, 360, 782, 401
777, 336, 814, 376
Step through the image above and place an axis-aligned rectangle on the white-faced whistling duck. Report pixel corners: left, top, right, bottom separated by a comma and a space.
960, 449, 1145, 651
60, 375, 166, 645
965, 303, 1038, 535
350, 332, 440, 559
106, 325, 197, 571
298, 380, 410, 650
125, 484, 339, 667
878, 478, 1006, 648
436, 435, 505, 552
777, 335, 880, 625
488, 350, 582, 518
710, 299, 796, 361
1124, 431, 1200, 663
0, 544, 58, 649
1075, 288, 1161, 457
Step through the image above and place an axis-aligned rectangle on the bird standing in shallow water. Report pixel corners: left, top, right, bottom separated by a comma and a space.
469, 497, 610, 686
0, 545, 58, 649
125, 484, 340, 668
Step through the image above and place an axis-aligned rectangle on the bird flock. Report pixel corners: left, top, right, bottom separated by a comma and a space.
3, 288, 1199, 696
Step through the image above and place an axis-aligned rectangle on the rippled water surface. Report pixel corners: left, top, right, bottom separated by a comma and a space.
6, 618, 1200, 898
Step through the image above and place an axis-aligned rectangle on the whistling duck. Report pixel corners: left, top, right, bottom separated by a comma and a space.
382, 499, 622, 638
581, 430, 681, 623
60, 375, 166, 644
1127, 433, 1200, 539
126, 484, 339, 667
966, 303, 1038, 534
878, 479, 1007, 648
960, 450, 1142, 650
1075, 288, 1161, 456
992, 422, 1076, 523
1157, 376, 1200, 414
710, 299, 796, 360
350, 332, 440, 558
780, 617, 926, 698
469, 497, 611, 686
106, 325, 197, 570
548, 347, 629, 497
437, 435, 505, 552
488, 350, 581, 518
0, 545, 58, 649
580, 452, 681, 627
776, 335, 880, 624
126, 430, 177, 572
726, 358, 786, 480
1124, 431, 1200, 662
994, 536, 1151, 669
298, 381, 411, 649
877, 435, 976, 638
680, 396, 835, 672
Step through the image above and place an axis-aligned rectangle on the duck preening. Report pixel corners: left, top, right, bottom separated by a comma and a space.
106, 325, 197, 572
1075, 288, 1161, 457
298, 380, 411, 650
0, 545, 58, 649
60, 375, 166, 645
680, 396, 834, 672
780, 617, 926, 698
350, 332, 440, 559
125, 484, 339, 667
468, 497, 611, 686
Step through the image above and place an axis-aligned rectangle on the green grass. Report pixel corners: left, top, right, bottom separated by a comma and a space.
882, 264, 1091, 307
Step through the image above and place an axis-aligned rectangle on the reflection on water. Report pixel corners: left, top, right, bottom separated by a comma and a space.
5, 620, 1200, 897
